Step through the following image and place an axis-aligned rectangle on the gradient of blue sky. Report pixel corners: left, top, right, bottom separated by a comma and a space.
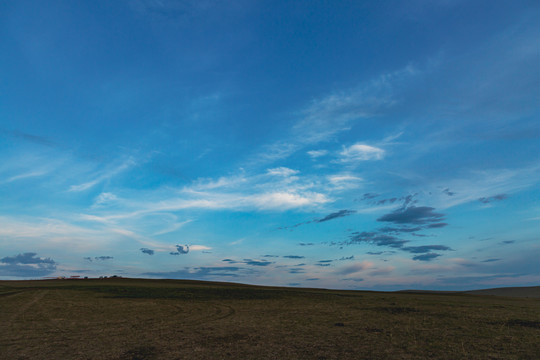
1, 0, 539, 290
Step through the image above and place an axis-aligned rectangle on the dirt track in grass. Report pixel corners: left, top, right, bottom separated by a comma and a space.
0, 278, 538, 359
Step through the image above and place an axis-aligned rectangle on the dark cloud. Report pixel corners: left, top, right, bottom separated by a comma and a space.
170, 244, 189, 255
177, 245, 189, 254
0, 253, 57, 277
442, 188, 455, 196
197, 267, 242, 275
478, 194, 508, 204
427, 222, 448, 228
482, 258, 501, 263
374, 197, 398, 205
289, 268, 305, 274
83, 257, 93, 262
374, 206, 448, 236
243, 259, 273, 266
377, 206, 445, 225
403, 245, 452, 254
222, 258, 277, 267
339, 255, 354, 261
283, 255, 305, 259
306, 278, 320, 281
372, 194, 418, 208
358, 193, 379, 201
140, 248, 154, 255
298, 242, 315, 246
1, 253, 55, 265
263, 255, 279, 258
288, 283, 301, 287
341, 231, 450, 261
317, 209, 356, 223
412, 253, 441, 261
400, 194, 418, 208
379, 226, 423, 233
318, 260, 333, 263
348, 232, 409, 248
335, 203, 451, 262
315, 263, 331, 267
367, 251, 384, 255
501, 240, 515, 244
95, 256, 113, 261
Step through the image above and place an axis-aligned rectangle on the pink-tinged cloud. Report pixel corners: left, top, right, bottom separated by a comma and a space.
336, 261, 374, 275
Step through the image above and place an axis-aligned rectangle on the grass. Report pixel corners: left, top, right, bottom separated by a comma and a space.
0, 278, 538, 359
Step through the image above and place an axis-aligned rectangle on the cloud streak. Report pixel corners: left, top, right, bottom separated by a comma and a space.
317, 209, 356, 223
339, 144, 385, 162
68, 157, 136, 192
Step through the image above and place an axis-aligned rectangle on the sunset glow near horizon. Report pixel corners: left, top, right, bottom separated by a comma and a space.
1, 1, 539, 290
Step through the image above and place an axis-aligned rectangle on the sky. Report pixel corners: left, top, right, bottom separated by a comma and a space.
1, 0, 539, 290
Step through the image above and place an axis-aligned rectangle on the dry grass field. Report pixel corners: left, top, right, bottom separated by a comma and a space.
0, 278, 538, 359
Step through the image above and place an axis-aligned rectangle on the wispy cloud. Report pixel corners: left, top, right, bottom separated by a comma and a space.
336, 261, 374, 275
307, 149, 328, 159
248, 64, 418, 166
152, 219, 193, 236
267, 167, 299, 177
327, 174, 363, 190
339, 143, 385, 162
428, 164, 540, 209
251, 191, 329, 210
0, 216, 108, 250
9, 131, 55, 147
292, 69, 409, 144
92, 192, 119, 207
5, 171, 48, 183
69, 157, 136, 192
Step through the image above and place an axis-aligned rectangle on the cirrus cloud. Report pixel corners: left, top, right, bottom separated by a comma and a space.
339, 144, 385, 162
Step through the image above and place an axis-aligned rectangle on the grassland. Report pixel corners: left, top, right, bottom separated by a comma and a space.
0, 278, 538, 359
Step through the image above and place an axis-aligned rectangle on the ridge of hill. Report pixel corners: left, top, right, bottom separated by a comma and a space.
464, 286, 540, 298
1, 278, 539, 298
397, 286, 540, 298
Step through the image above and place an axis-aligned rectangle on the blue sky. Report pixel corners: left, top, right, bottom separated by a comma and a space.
1, 0, 539, 290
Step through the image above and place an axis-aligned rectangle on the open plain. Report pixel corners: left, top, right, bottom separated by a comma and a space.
0, 278, 538, 359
